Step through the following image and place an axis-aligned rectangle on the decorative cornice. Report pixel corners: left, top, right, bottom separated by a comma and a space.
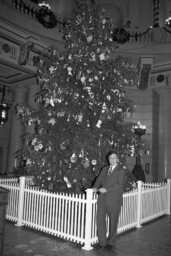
0, 37, 36, 71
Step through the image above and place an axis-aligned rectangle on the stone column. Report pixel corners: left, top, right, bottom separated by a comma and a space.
7, 86, 27, 173
156, 87, 171, 181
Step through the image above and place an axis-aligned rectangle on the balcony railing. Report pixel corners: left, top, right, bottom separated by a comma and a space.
125, 27, 171, 45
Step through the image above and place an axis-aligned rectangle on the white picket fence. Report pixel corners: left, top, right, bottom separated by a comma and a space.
0, 176, 170, 250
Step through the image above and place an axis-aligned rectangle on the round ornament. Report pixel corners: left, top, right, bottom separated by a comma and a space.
82, 158, 90, 168
91, 159, 97, 166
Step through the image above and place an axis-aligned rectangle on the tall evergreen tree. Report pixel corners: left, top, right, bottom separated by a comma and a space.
16, 1, 139, 193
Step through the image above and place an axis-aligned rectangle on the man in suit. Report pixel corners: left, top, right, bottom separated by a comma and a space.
92, 151, 125, 250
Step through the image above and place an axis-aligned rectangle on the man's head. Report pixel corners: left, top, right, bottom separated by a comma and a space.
107, 151, 119, 166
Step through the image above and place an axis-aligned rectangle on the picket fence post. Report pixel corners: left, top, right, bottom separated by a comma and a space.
136, 180, 143, 228
15, 176, 25, 226
166, 179, 171, 215
82, 188, 93, 251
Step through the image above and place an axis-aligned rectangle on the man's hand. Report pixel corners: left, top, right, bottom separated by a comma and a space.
92, 188, 98, 193
98, 187, 107, 193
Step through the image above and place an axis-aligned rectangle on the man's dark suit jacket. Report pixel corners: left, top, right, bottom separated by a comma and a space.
93, 164, 125, 207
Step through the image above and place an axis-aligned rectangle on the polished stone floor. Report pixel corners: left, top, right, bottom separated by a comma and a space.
3, 215, 171, 256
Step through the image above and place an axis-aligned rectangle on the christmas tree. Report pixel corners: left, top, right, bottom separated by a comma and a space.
16, 1, 139, 193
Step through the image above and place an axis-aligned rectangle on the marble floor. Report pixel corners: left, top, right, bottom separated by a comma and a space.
3, 215, 171, 256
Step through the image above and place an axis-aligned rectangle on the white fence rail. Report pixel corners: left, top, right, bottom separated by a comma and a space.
0, 177, 170, 250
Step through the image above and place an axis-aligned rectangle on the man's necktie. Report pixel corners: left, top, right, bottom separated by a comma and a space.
108, 166, 113, 175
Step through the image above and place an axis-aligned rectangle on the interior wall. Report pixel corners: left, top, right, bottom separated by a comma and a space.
138, 0, 153, 28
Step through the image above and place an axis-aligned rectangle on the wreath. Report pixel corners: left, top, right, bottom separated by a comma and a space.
36, 8, 57, 29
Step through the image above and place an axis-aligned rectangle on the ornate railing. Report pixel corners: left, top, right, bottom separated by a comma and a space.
125, 27, 171, 44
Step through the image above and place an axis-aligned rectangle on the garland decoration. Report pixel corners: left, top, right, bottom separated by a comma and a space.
163, 26, 171, 34
12, 0, 68, 29
129, 27, 152, 41
112, 27, 152, 44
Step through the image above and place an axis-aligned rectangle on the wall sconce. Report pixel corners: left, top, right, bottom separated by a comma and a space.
0, 86, 9, 127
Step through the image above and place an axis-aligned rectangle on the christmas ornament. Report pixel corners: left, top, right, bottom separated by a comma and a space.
60, 141, 68, 150
82, 158, 90, 168
96, 120, 102, 128
106, 94, 111, 101
101, 102, 107, 113
99, 53, 105, 61
26, 159, 32, 166
67, 66, 72, 75
87, 35, 93, 43
48, 118, 56, 125
102, 18, 106, 25
49, 97, 55, 107
70, 153, 77, 163
81, 75, 86, 84
78, 149, 84, 158
91, 159, 97, 166
78, 113, 83, 122
64, 176, 72, 188
68, 54, 72, 60
49, 66, 57, 74
90, 52, 96, 61
31, 138, 37, 145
